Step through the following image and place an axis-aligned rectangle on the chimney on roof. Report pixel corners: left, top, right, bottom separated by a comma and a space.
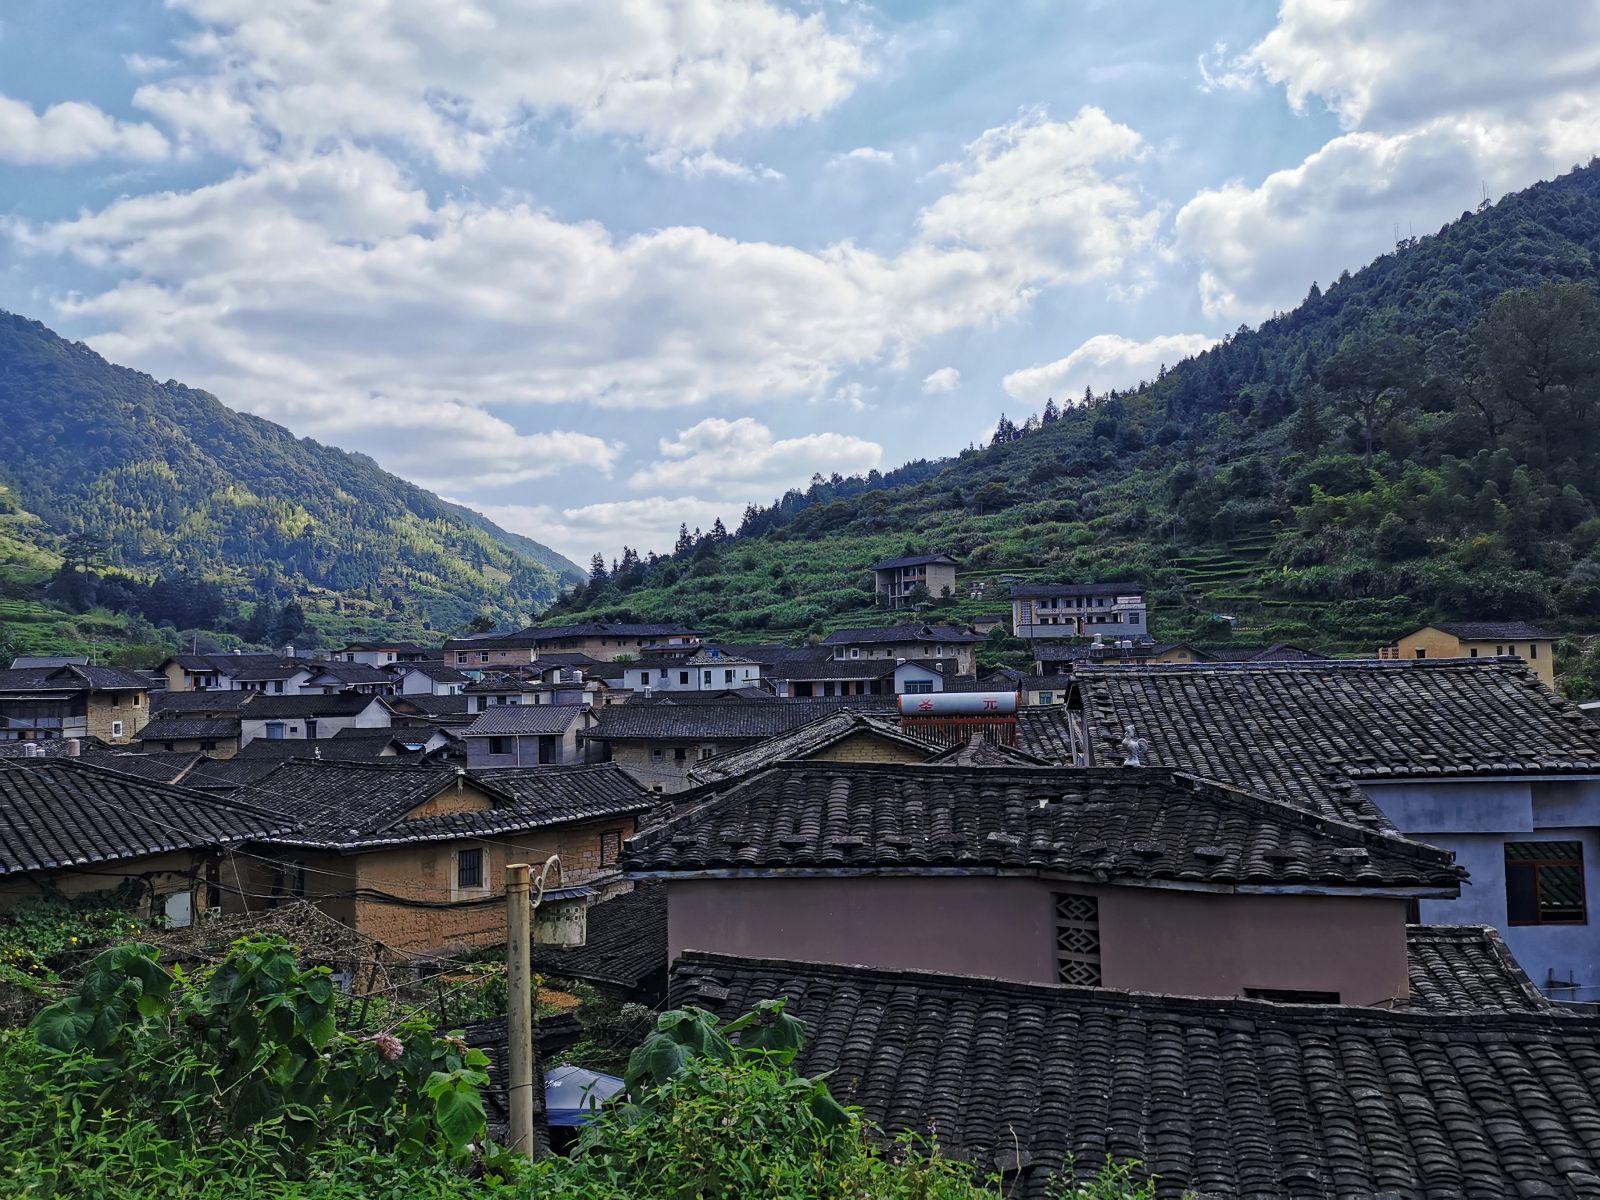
21, 742, 38, 758
64, 738, 80, 758
455, 767, 465, 791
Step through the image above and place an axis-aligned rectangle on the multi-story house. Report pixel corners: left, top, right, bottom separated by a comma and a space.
1009, 581, 1148, 641
1382, 620, 1558, 687
626, 761, 1462, 1003
820, 624, 982, 675
332, 641, 435, 667
870, 553, 958, 608
1071, 657, 1600, 1001
0, 663, 151, 745
461, 705, 594, 769
620, 648, 762, 695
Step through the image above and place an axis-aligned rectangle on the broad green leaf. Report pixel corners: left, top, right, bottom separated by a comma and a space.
30, 1000, 96, 1051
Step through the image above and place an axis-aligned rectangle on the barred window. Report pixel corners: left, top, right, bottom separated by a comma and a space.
457, 848, 485, 890
1054, 893, 1102, 986
599, 831, 622, 867
1505, 841, 1585, 925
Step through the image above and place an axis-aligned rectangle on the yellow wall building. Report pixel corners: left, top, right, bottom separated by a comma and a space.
1387, 622, 1557, 687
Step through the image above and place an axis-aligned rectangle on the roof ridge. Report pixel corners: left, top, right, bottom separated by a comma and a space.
673, 951, 1600, 1030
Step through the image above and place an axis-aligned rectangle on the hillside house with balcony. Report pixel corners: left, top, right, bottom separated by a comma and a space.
1009, 582, 1147, 641
870, 553, 958, 608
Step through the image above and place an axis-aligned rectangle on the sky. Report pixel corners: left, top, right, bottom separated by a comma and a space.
2, 1, 1598, 566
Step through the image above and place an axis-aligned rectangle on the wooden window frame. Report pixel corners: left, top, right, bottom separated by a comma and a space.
1505, 840, 1587, 926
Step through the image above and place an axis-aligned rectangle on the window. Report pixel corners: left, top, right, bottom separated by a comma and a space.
673, 747, 687, 763
266, 722, 286, 741
537, 735, 555, 765
1129, 612, 1141, 625
488, 736, 508, 755
903, 679, 934, 695
703, 671, 713, 685
724, 669, 734, 684
679, 672, 690, 685
1414, 648, 1427, 659
456, 652, 468, 665
1054, 893, 1101, 986
200, 740, 217, 751
480, 652, 491, 663
1531, 643, 1540, 659
650, 748, 664, 762
111, 720, 124, 738
1495, 645, 1504, 656
1506, 841, 1586, 925
1039, 692, 1054, 705
599, 831, 622, 866
850, 648, 860, 659
457, 848, 484, 889
1469, 648, 1479, 658
112, 693, 121, 707
1243, 988, 1340, 1004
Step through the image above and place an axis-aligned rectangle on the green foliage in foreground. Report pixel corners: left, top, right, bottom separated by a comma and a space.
3, 937, 1158, 1199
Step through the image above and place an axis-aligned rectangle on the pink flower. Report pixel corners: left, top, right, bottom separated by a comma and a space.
369, 1032, 403, 1061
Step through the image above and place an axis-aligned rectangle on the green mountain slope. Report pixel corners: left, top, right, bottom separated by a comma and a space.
546, 162, 1600, 655
0, 313, 583, 648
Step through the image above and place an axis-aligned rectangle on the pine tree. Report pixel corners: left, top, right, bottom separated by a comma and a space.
589, 553, 609, 582
710, 517, 729, 543
1041, 398, 1059, 424
674, 523, 693, 555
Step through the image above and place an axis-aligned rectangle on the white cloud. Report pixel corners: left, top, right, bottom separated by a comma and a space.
0, 94, 167, 165
628, 416, 881, 496
16, 104, 1160, 437
917, 106, 1158, 285
137, 0, 870, 172
1197, 42, 1256, 94
1250, 0, 1600, 131
471, 495, 736, 563
831, 145, 894, 167
1175, 0, 1600, 322
921, 366, 960, 394
1003, 332, 1216, 403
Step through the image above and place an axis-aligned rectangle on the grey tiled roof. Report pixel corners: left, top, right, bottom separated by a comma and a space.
927, 735, 1052, 767
768, 658, 960, 682
624, 763, 1462, 891
1014, 706, 1085, 764
672, 951, 1600, 1199
534, 883, 666, 991
152, 691, 250, 715
871, 553, 957, 570
1400, 925, 1556, 1014
463, 705, 586, 737
590, 698, 897, 742
238, 760, 646, 849
469, 764, 653, 825
1428, 620, 1558, 641
78, 750, 205, 783
241, 694, 385, 719
0, 665, 150, 694
1202, 642, 1328, 662
820, 624, 981, 646
685, 710, 942, 785
1074, 659, 1600, 827
135, 718, 241, 741
1034, 641, 1195, 664
1008, 580, 1141, 598
0, 758, 287, 875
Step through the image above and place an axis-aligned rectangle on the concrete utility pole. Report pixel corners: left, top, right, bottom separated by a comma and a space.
505, 862, 536, 1158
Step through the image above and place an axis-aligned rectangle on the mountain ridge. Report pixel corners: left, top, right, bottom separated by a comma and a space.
541, 161, 1600, 661
0, 311, 582, 650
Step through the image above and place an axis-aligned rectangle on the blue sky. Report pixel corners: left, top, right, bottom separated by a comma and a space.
2, 0, 1597, 563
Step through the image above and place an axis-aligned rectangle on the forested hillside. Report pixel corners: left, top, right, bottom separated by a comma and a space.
0, 314, 582, 656
547, 162, 1600, 656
